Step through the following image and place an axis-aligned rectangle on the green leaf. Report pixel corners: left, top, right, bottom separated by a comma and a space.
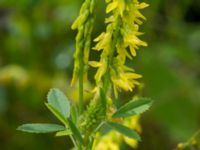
112, 97, 152, 118
107, 122, 141, 141
55, 129, 72, 137
47, 88, 70, 118
68, 119, 84, 144
17, 123, 65, 133
45, 103, 68, 125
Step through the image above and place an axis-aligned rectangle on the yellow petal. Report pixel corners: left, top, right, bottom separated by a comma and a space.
105, 16, 115, 23
138, 2, 149, 9
106, 1, 118, 13
130, 46, 137, 57
118, 0, 125, 16
94, 32, 105, 42
89, 61, 102, 68
125, 73, 142, 79
124, 136, 138, 148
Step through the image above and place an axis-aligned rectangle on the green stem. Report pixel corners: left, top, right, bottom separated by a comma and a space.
103, 16, 121, 92
79, 57, 84, 114
112, 86, 120, 108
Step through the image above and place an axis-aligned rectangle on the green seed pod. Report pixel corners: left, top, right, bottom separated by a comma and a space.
71, 0, 96, 86
76, 25, 84, 42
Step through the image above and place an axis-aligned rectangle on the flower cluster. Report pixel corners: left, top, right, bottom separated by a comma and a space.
90, 0, 149, 96
17, 1, 151, 150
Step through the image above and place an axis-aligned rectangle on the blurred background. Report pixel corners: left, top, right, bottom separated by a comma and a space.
0, 0, 200, 149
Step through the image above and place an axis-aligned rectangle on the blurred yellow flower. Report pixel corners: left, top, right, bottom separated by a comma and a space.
0, 65, 28, 87
123, 116, 142, 148
95, 116, 141, 149
95, 131, 120, 150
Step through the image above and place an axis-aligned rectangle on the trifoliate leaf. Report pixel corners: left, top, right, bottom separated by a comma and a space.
107, 122, 141, 141
17, 123, 65, 134
112, 97, 152, 118
45, 103, 68, 125
47, 88, 70, 118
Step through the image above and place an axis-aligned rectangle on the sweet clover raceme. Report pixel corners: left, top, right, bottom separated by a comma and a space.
17, 0, 152, 150
90, 0, 149, 99
71, 0, 96, 113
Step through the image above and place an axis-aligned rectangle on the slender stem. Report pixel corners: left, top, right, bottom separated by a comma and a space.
103, 17, 121, 92
69, 135, 78, 149
88, 138, 94, 150
112, 86, 120, 108
79, 57, 84, 114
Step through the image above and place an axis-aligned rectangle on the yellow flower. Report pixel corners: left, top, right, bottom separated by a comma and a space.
90, 0, 148, 94
106, 0, 125, 16
95, 131, 121, 150
110, 57, 142, 96
93, 32, 112, 52
106, 1, 118, 13
94, 58, 107, 83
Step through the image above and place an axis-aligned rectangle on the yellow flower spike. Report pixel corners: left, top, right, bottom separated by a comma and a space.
91, 1, 149, 147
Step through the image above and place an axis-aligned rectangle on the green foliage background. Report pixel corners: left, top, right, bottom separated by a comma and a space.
0, 0, 200, 149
